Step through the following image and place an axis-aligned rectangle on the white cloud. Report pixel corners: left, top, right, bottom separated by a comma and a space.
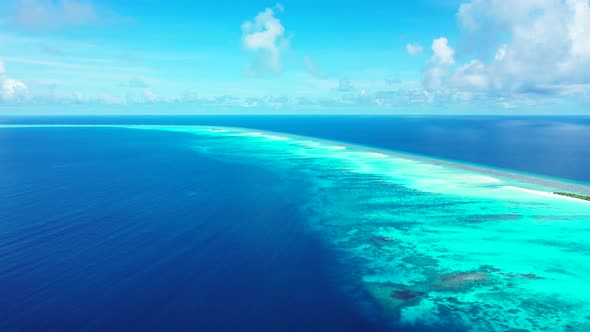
122, 88, 159, 103
9, 0, 102, 30
449, 60, 489, 90
143, 89, 158, 102
431, 38, 455, 65
422, 0, 590, 100
242, 5, 288, 74
457, 0, 559, 32
569, 0, 590, 57
1, 79, 29, 101
494, 45, 507, 61
406, 43, 424, 56
0, 61, 30, 102
421, 38, 455, 91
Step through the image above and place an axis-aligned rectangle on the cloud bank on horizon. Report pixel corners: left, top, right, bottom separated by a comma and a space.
0, 0, 589, 114
424, 0, 590, 109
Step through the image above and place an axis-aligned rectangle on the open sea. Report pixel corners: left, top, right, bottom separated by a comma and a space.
1, 116, 589, 332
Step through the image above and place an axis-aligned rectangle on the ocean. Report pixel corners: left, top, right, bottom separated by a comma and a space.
1, 116, 589, 332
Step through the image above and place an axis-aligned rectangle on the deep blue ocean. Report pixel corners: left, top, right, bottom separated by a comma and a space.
1, 116, 589, 331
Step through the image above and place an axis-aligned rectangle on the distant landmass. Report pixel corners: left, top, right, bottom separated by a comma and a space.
554, 192, 590, 202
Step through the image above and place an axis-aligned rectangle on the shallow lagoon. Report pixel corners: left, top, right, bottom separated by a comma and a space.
137, 125, 590, 331
1, 124, 590, 331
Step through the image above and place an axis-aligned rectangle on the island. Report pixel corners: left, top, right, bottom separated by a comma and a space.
554, 192, 590, 202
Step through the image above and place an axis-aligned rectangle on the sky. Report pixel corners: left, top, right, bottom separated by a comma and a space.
0, 0, 589, 115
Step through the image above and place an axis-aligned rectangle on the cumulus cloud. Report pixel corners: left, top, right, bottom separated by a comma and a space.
143, 89, 158, 102
242, 4, 288, 74
0, 61, 30, 102
122, 87, 159, 103
431, 38, 455, 65
422, 38, 455, 91
423, 0, 590, 99
9, 0, 103, 30
406, 43, 424, 56
449, 60, 489, 90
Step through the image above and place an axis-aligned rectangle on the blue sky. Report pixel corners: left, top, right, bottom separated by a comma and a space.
0, 0, 589, 114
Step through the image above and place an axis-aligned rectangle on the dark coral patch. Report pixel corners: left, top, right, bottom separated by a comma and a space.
391, 289, 425, 301
371, 236, 396, 244
502, 272, 545, 280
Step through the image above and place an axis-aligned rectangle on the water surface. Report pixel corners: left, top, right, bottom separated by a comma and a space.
1, 120, 589, 331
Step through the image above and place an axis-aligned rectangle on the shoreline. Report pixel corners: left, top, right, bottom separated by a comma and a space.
505, 186, 590, 203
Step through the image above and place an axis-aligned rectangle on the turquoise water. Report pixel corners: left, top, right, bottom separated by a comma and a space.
2, 124, 590, 331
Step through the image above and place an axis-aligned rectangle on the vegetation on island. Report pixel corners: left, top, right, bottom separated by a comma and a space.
554, 192, 590, 202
